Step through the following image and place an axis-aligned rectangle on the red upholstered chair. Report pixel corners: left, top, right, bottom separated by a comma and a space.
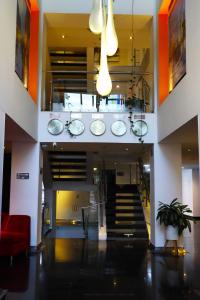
0, 215, 30, 262
0, 213, 9, 230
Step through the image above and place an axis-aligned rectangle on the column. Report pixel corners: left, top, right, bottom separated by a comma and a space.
9, 142, 42, 247
150, 143, 182, 247
0, 110, 5, 215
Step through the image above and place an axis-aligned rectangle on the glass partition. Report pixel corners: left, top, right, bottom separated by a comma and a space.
42, 71, 154, 113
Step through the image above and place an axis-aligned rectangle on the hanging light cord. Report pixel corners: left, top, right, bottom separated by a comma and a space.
131, 0, 135, 78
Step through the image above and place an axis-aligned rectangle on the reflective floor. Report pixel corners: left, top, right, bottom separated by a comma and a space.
1, 224, 200, 299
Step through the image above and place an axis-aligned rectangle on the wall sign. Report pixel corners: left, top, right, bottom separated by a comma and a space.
16, 173, 29, 180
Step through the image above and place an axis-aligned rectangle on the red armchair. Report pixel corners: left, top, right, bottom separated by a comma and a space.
0, 215, 30, 262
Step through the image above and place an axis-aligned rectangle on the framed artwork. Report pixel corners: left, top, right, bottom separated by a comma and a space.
169, 0, 186, 91
15, 0, 30, 89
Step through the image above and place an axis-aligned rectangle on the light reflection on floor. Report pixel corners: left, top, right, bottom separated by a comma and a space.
0, 224, 200, 299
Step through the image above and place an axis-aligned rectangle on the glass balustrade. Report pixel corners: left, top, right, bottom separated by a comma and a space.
41, 71, 154, 113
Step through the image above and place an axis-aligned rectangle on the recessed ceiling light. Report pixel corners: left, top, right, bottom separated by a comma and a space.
129, 35, 133, 40
187, 148, 191, 152
62, 35, 65, 39
125, 148, 129, 151
93, 167, 98, 171
116, 85, 120, 89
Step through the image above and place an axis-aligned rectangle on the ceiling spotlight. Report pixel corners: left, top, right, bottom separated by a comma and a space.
62, 35, 65, 39
125, 148, 129, 151
129, 35, 133, 40
187, 148, 191, 152
93, 167, 98, 171
116, 85, 120, 89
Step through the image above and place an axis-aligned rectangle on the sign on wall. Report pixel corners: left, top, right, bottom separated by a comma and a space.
16, 173, 29, 180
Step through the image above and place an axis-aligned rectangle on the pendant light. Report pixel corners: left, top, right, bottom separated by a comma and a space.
106, 0, 118, 56
89, 0, 104, 34
96, 6, 112, 96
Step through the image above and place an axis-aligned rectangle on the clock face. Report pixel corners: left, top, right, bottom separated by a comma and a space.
68, 119, 85, 136
47, 119, 64, 135
90, 120, 106, 136
111, 120, 127, 136
132, 120, 148, 137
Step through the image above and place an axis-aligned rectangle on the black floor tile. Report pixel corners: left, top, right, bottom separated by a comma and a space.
1, 224, 200, 299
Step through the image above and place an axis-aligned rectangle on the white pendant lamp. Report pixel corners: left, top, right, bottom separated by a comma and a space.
89, 0, 104, 34
106, 0, 118, 56
96, 8, 112, 96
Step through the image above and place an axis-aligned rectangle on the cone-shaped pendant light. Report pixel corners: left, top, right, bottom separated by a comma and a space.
106, 0, 118, 56
89, 0, 104, 34
96, 7, 112, 96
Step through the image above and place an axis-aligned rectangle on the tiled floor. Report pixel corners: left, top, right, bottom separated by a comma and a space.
1, 224, 200, 299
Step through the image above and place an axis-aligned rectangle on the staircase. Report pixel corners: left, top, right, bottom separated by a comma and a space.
106, 184, 148, 240
49, 151, 87, 182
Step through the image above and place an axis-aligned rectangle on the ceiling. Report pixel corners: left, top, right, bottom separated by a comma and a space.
44, 13, 153, 105
42, 142, 152, 164
162, 117, 199, 166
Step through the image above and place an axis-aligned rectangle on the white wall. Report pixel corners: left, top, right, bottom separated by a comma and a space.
39, 112, 156, 144
116, 163, 137, 185
0, 109, 5, 214
41, 0, 155, 15
56, 191, 89, 221
150, 143, 182, 247
182, 169, 193, 211
0, 0, 38, 140
9, 142, 42, 246
158, 0, 200, 141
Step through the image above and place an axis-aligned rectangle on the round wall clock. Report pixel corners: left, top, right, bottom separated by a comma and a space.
68, 119, 85, 136
131, 120, 148, 137
47, 119, 64, 135
111, 120, 127, 136
90, 119, 106, 136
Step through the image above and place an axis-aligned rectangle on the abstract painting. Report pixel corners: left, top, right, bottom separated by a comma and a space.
15, 0, 30, 89
169, 0, 186, 91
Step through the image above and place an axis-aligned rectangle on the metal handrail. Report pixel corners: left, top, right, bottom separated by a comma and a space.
45, 70, 152, 75
81, 201, 105, 210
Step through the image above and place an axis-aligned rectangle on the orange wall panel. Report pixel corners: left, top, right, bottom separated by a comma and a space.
158, 0, 175, 105
28, 10, 39, 103
158, 13, 169, 105
26, 0, 39, 103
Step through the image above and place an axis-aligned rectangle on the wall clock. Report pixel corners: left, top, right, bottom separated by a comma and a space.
111, 120, 127, 136
90, 119, 106, 136
131, 120, 148, 137
47, 119, 64, 135
68, 119, 85, 136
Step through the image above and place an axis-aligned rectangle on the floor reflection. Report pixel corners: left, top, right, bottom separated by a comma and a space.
0, 224, 200, 299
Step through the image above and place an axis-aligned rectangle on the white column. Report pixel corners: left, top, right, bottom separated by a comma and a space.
150, 143, 182, 247
0, 109, 5, 214
9, 142, 42, 247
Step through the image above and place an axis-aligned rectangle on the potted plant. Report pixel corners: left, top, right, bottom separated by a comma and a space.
156, 198, 193, 240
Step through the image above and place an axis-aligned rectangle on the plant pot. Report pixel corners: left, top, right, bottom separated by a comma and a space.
166, 225, 178, 240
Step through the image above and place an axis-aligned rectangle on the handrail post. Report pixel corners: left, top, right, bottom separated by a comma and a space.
82, 208, 86, 235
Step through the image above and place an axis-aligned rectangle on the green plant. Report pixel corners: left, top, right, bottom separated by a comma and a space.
156, 198, 193, 236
